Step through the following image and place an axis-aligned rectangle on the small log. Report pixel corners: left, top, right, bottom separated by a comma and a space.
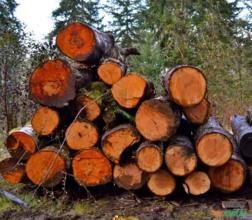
208, 154, 246, 193
135, 97, 181, 141
113, 162, 147, 190
183, 98, 211, 125
31, 106, 60, 136
102, 124, 140, 164
136, 142, 163, 173
231, 115, 252, 161
183, 171, 210, 195
195, 117, 234, 166
5, 125, 37, 160
72, 149, 112, 186
162, 65, 207, 107
111, 73, 148, 109
98, 59, 126, 85
25, 146, 67, 187
30, 59, 76, 108
165, 136, 197, 176
247, 108, 252, 125
147, 169, 176, 196
65, 120, 99, 150
0, 158, 25, 185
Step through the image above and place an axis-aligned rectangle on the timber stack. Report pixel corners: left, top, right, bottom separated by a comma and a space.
0, 22, 250, 197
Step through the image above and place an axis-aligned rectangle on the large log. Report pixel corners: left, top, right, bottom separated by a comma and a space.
5, 125, 37, 160
183, 171, 210, 196
136, 142, 163, 173
162, 65, 207, 107
147, 169, 176, 196
135, 97, 181, 141
72, 149, 112, 186
30, 59, 76, 108
165, 136, 197, 176
208, 154, 246, 193
195, 117, 234, 166
0, 158, 26, 185
31, 106, 60, 136
231, 115, 252, 161
25, 146, 68, 187
113, 162, 147, 190
102, 124, 140, 164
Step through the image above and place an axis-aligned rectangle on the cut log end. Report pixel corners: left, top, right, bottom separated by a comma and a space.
31, 107, 60, 136
135, 99, 181, 141
0, 158, 25, 185
164, 66, 207, 107
196, 133, 233, 166
30, 59, 75, 107
136, 143, 163, 173
147, 169, 176, 196
113, 162, 147, 190
183, 98, 211, 124
66, 120, 98, 150
183, 171, 210, 195
208, 159, 246, 193
25, 148, 66, 187
112, 73, 147, 109
102, 124, 140, 164
165, 145, 197, 176
56, 22, 96, 61
72, 149, 112, 186
98, 61, 124, 85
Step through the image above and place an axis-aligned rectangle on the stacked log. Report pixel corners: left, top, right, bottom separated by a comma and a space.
0, 22, 249, 198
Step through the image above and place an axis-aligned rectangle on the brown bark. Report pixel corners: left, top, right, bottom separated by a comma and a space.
162, 65, 207, 107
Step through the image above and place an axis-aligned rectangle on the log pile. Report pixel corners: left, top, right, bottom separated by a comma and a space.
0, 22, 250, 198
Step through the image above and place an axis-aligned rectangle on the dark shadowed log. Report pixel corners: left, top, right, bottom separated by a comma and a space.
165, 136, 197, 176
31, 106, 60, 136
25, 146, 68, 187
113, 162, 147, 190
162, 65, 207, 107
183, 98, 211, 125
98, 59, 127, 85
195, 117, 234, 166
30, 59, 76, 108
0, 158, 26, 185
208, 153, 246, 193
72, 149, 112, 186
183, 171, 210, 195
65, 120, 99, 150
5, 125, 37, 160
247, 108, 252, 125
147, 169, 176, 196
102, 124, 140, 164
135, 97, 181, 141
231, 115, 252, 161
136, 142, 163, 173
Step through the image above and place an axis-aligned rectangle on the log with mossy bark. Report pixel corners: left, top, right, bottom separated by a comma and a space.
195, 117, 234, 166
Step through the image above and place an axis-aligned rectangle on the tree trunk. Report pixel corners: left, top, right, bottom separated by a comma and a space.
147, 169, 176, 196
183, 98, 211, 125
30, 59, 76, 108
195, 117, 234, 166
25, 146, 68, 187
136, 142, 163, 173
135, 97, 181, 141
5, 125, 37, 160
0, 158, 26, 185
165, 135, 197, 176
247, 108, 252, 126
208, 153, 246, 193
231, 115, 252, 161
72, 148, 112, 187
162, 65, 207, 107
183, 171, 210, 196
113, 162, 147, 190
101, 124, 140, 164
